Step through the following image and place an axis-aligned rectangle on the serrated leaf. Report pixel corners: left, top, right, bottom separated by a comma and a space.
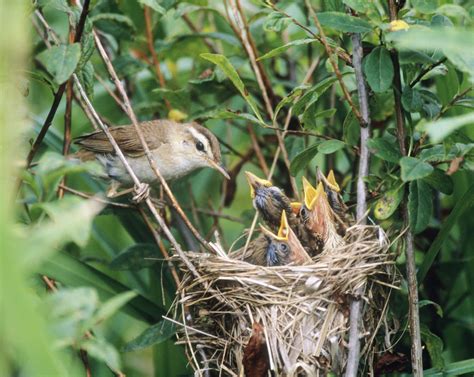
409, 180, 433, 233
423, 169, 453, 195
425, 112, 474, 143
363, 46, 394, 93
317, 12, 372, 33
76, 61, 94, 99
258, 39, 316, 61
201, 53, 264, 124
110, 244, 161, 270
82, 338, 121, 371
420, 324, 445, 371
367, 137, 402, 163
289, 144, 320, 176
374, 187, 404, 220
138, 0, 166, 14
37, 44, 81, 84
400, 156, 434, 181
419, 299, 443, 317
318, 139, 345, 154
123, 320, 176, 352
402, 86, 424, 112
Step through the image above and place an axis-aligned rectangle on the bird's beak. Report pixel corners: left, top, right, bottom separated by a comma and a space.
302, 176, 320, 210
259, 211, 289, 242
245, 171, 272, 198
317, 168, 340, 192
208, 159, 230, 180
290, 202, 302, 215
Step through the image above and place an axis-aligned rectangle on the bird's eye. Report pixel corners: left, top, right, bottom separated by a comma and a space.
279, 243, 288, 253
195, 141, 205, 152
300, 207, 308, 219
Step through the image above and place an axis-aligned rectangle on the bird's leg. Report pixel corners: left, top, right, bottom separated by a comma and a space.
131, 182, 150, 203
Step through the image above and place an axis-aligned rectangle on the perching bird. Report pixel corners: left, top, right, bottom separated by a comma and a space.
244, 171, 320, 256
301, 177, 344, 251
74, 120, 229, 193
235, 211, 312, 266
317, 169, 350, 235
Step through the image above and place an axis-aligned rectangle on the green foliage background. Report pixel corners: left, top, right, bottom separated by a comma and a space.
1, 0, 474, 376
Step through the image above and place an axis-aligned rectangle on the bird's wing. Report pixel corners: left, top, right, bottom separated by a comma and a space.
74, 120, 170, 157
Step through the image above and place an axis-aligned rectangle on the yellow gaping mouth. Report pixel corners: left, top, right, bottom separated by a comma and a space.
317, 168, 340, 192
303, 177, 324, 210
260, 210, 289, 241
245, 171, 272, 198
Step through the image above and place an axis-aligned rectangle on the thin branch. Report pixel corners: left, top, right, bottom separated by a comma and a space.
409, 58, 447, 87
247, 125, 270, 176
304, 0, 364, 126
388, 2, 423, 376
93, 30, 213, 253
345, 32, 372, 377
25, 0, 91, 168
181, 13, 219, 53
268, 3, 353, 66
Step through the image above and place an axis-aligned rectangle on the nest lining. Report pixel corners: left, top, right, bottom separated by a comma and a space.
171, 225, 398, 376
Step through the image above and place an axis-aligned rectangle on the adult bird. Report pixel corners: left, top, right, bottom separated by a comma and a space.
74, 120, 229, 198
301, 177, 344, 251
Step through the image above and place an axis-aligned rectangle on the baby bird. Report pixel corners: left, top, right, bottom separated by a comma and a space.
74, 120, 229, 190
301, 177, 344, 251
235, 211, 311, 266
317, 169, 350, 235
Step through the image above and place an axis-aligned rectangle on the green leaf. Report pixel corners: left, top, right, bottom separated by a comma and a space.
258, 39, 316, 61
374, 186, 404, 220
419, 299, 443, 317
90, 291, 137, 326
200, 53, 264, 124
39, 252, 165, 324
413, 0, 439, 14
408, 180, 433, 234
289, 144, 320, 176
418, 184, 474, 282
402, 86, 424, 112
420, 324, 445, 371
425, 112, 474, 143
343, 111, 360, 146
419, 145, 446, 162
317, 12, 372, 33
82, 338, 121, 371
37, 44, 81, 84
367, 137, 402, 163
263, 12, 290, 32
110, 244, 161, 270
137, 0, 166, 14
423, 358, 474, 376
123, 320, 176, 352
273, 85, 309, 120
363, 46, 394, 93
423, 169, 453, 195
400, 156, 434, 182
318, 139, 345, 154
343, 0, 370, 13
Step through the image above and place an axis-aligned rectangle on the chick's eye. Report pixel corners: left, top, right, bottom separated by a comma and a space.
279, 243, 288, 253
195, 141, 205, 152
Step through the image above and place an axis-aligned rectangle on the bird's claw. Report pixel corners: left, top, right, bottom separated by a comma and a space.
132, 183, 150, 203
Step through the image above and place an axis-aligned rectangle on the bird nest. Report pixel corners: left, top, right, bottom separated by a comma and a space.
170, 225, 397, 376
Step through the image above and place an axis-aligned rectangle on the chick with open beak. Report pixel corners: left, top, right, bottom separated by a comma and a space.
245, 171, 293, 230
261, 211, 312, 266
317, 169, 350, 235
301, 177, 344, 251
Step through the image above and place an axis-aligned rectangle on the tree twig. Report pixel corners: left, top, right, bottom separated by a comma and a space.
388, 2, 423, 375
24, 1, 91, 168
304, 0, 364, 126
345, 32, 371, 377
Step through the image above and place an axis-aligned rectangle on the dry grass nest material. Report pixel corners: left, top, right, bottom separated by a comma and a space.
171, 224, 398, 376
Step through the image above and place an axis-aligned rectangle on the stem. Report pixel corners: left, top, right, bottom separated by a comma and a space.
388, 1, 423, 375
344, 32, 371, 377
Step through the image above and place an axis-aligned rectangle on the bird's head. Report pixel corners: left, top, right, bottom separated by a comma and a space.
301, 176, 335, 242
261, 211, 310, 266
183, 122, 230, 179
